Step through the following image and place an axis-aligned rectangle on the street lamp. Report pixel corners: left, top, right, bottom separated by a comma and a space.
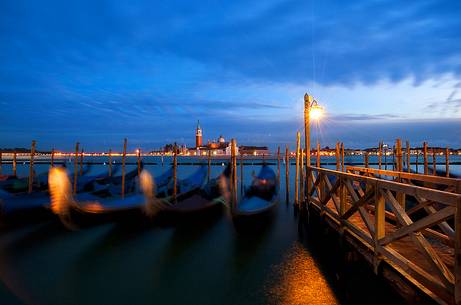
304, 93, 324, 167
304, 93, 323, 207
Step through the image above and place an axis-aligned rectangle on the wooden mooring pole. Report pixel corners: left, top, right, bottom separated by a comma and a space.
364, 152, 369, 168
295, 132, 300, 207
432, 149, 437, 176
277, 146, 281, 181
73, 142, 79, 194
395, 139, 405, 208
51, 148, 55, 167
423, 141, 428, 175
335, 142, 340, 171
108, 149, 112, 176
207, 149, 211, 183
240, 152, 243, 198
28, 140, 36, 193
406, 140, 411, 173
445, 147, 450, 177
341, 142, 345, 172
137, 149, 142, 177
79, 149, 84, 176
13, 151, 17, 176
304, 94, 312, 205
300, 148, 304, 205
378, 142, 382, 170
173, 143, 177, 202
316, 142, 320, 168
285, 145, 290, 204
121, 138, 127, 199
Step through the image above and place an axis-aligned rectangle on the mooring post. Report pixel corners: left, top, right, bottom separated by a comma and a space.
415, 152, 419, 174
13, 151, 17, 176
285, 145, 290, 204
304, 94, 312, 209
277, 146, 281, 181
392, 145, 395, 171
295, 132, 300, 207
173, 143, 177, 202
364, 152, 369, 168
0, 151, 2, 175
28, 140, 36, 193
231, 139, 237, 205
446, 147, 450, 178
341, 142, 345, 172
335, 142, 340, 171
300, 148, 305, 205
378, 142, 382, 170
432, 149, 437, 176
406, 140, 411, 173
316, 142, 321, 168
108, 149, 112, 177
137, 148, 142, 177
207, 149, 211, 183
423, 141, 428, 175
79, 149, 84, 176
240, 151, 243, 198
73, 142, 79, 194
396, 139, 405, 208
51, 148, 55, 167
233, 140, 238, 202
121, 138, 127, 199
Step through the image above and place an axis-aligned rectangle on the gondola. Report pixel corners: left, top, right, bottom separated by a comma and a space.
0, 166, 139, 225
48, 166, 174, 228
0, 164, 93, 193
232, 165, 278, 219
150, 164, 230, 218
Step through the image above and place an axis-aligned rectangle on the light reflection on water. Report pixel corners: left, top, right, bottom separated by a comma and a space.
0, 157, 441, 304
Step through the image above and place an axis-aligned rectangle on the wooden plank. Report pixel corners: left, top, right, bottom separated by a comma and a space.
379, 206, 455, 246
375, 184, 385, 240
382, 189, 455, 288
380, 245, 452, 294
342, 180, 375, 220
455, 199, 461, 305
345, 166, 460, 188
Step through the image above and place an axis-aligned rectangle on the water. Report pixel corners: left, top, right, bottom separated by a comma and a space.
1, 156, 458, 305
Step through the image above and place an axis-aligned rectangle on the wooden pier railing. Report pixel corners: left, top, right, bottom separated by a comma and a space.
305, 166, 461, 305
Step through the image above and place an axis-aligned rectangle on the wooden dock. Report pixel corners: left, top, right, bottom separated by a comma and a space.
302, 165, 461, 305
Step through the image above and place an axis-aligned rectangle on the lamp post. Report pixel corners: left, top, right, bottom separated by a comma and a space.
304, 93, 323, 206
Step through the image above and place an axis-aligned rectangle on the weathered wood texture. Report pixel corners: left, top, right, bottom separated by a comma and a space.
307, 165, 461, 305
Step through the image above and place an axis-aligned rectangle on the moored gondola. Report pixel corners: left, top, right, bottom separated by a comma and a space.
150, 164, 230, 220
231, 165, 278, 225
48, 166, 174, 228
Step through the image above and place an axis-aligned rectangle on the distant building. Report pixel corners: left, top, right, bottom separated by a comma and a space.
195, 120, 203, 147
239, 146, 269, 156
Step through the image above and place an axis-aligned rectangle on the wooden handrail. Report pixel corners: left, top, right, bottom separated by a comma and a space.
346, 165, 461, 190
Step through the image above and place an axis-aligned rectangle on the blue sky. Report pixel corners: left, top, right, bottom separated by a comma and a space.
0, 0, 460, 151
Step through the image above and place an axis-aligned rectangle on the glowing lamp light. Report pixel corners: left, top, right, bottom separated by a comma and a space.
310, 105, 324, 121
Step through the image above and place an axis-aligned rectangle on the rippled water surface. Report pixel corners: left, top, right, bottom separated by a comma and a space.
1, 156, 459, 305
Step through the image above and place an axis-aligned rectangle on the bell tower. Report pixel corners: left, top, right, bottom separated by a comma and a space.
195, 120, 203, 147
